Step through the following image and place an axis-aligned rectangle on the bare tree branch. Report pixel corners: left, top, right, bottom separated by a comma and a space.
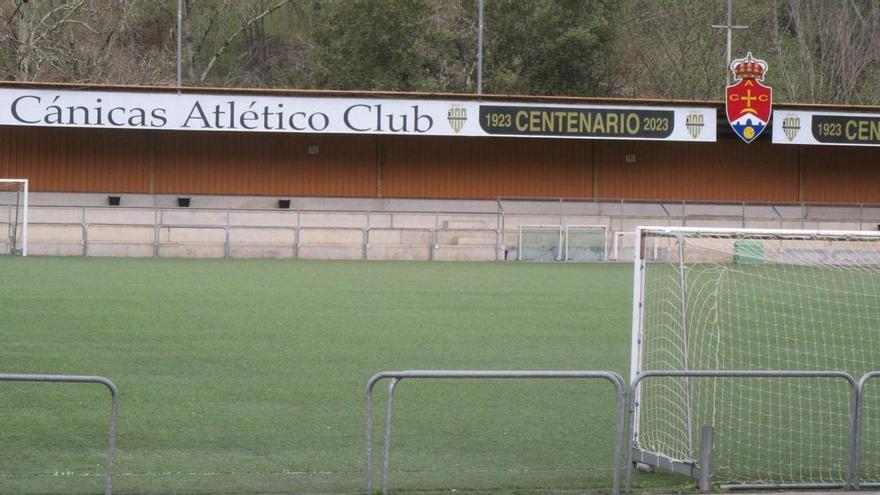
199, 0, 290, 82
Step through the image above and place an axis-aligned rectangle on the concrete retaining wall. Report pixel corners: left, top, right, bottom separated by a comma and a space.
2, 194, 880, 260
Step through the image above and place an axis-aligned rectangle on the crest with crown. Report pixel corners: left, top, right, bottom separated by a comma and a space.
725, 52, 772, 144
730, 52, 768, 82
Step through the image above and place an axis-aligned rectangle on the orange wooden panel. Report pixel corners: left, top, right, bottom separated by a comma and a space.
597, 140, 800, 202
155, 131, 377, 197
802, 147, 880, 204
0, 126, 151, 193
382, 136, 593, 199
3, 123, 877, 204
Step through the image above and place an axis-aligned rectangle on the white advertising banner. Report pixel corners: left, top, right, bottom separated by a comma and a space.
772, 110, 880, 146
0, 87, 716, 142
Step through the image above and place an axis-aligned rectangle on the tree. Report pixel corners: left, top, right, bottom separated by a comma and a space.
766, 0, 880, 104
0, 0, 176, 84
608, 0, 727, 100
0, 0, 877, 105
180, 0, 295, 86
482, 0, 617, 97
419, 0, 479, 93
309, 0, 433, 91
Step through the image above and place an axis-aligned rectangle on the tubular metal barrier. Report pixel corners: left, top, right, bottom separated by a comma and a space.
855, 371, 880, 490
626, 370, 859, 493
0, 374, 119, 495
365, 370, 627, 495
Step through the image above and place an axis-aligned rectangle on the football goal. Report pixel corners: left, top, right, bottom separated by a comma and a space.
517, 225, 562, 261
564, 225, 607, 261
630, 226, 880, 488
0, 179, 28, 256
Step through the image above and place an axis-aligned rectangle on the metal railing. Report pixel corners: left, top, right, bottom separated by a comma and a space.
855, 371, 880, 489
7, 196, 880, 258
8, 366, 880, 493
0, 374, 119, 495
364, 369, 880, 493
365, 370, 627, 495
627, 370, 860, 492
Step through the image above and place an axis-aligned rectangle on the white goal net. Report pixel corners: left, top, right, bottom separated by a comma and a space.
564, 225, 607, 261
517, 225, 562, 261
0, 179, 27, 256
631, 226, 880, 487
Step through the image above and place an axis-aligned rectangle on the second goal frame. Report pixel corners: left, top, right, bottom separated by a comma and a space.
0, 178, 28, 256
563, 224, 607, 261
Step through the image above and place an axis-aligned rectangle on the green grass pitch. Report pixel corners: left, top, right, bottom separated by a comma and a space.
0, 257, 686, 494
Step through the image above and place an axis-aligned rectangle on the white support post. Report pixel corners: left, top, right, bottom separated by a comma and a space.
629, 226, 645, 445
21, 179, 28, 256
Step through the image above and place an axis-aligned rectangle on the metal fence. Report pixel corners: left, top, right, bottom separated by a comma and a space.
7, 196, 880, 259
627, 370, 860, 492
363, 369, 880, 494
0, 374, 119, 495
365, 370, 627, 495
855, 371, 880, 489
9, 368, 880, 493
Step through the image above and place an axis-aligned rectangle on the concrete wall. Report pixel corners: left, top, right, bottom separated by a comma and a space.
3, 193, 880, 260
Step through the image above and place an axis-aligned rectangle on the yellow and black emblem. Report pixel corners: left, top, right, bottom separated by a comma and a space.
447, 106, 467, 133
685, 113, 704, 139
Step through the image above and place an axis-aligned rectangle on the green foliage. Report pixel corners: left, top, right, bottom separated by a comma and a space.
310, 0, 433, 91
483, 0, 617, 96
0, 0, 877, 103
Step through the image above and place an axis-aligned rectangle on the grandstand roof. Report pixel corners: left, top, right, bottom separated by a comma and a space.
1, 80, 877, 113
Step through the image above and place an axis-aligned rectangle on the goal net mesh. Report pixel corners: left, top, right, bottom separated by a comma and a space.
635, 228, 880, 486
0, 181, 25, 255
565, 225, 607, 261
518, 226, 561, 261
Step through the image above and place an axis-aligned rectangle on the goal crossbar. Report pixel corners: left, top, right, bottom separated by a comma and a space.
639, 225, 880, 239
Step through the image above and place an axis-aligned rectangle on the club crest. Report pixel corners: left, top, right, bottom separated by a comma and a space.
726, 52, 772, 143
447, 106, 467, 133
782, 115, 800, 142
685, 113, 705, 139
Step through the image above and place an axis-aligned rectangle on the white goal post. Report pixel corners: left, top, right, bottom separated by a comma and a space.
631, 226, 880, 488
517, 225, 562, 261
517, 224, 609, 262
0, 179, 28, 256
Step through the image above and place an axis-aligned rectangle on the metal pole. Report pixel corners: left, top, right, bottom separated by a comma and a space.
363, 227, 369, 260
517, 227, 522, 261
380, 378, 399, 495
177, 0, 183, 92
725, 0, 732, 86
21, 179, 28, 256
676, 233, 695, 460
853, 371, 880, 490
711, 0, 747, 87
0, 374, 119, 495
477, 0, 484, 95
152, 210, 159, 258
848, 376, 860, 490
496, 198, 504, 261
699, 425, 714, 492
557, 225, 563, 261
626, 370, 859, 493
366, 370, 626, 495
224, 209, 230, 259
